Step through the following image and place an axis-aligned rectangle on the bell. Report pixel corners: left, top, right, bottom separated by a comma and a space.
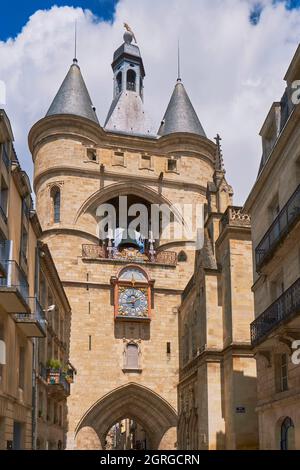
118, 235, 140, 250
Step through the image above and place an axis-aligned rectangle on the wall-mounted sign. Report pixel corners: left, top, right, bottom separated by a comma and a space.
236, 406, 246, 414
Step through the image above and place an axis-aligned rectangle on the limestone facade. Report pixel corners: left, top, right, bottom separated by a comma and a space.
0, 109, 72, 450
178, 169, 259, 450
245, 45, 300, 450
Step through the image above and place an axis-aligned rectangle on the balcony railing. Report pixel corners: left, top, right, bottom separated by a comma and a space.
251, 276, 300, 346
14, 297, 46, 337
1, 144, 10, 171
82, 244, 177, 266
0, 260, 29, 300
255, 184, 300, 271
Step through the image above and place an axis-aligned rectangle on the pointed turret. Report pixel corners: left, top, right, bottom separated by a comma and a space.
46, 59, 99, 124
158, 79, 206, 137
104, 26, 154, 136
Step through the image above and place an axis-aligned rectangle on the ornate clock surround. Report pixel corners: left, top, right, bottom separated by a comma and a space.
111, 265, 154, 321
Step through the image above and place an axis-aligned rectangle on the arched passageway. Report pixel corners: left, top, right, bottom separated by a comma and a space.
75, 383, 178, 450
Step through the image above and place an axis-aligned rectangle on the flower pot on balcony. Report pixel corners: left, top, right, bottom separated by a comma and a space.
47, 369, 60, 385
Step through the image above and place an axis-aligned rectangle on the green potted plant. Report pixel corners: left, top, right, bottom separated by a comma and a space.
46, 359, 62, 384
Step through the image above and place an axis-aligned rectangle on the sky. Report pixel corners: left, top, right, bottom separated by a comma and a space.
0, 0, 300, 205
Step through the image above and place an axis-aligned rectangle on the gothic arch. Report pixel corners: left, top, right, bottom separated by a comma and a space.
75, 383, 177, 449
73, 181, 187, 230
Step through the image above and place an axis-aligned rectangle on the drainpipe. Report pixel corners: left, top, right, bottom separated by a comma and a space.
32, 244, 41, 449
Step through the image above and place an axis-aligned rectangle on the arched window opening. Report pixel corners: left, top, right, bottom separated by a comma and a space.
51, 187, 61, 223
178, 251, 187, 262
126, 69, 136, 92
280, 417, 295, 450
116, 71, 122, 95
124, 342, 139, 370
140, 77, 143, 99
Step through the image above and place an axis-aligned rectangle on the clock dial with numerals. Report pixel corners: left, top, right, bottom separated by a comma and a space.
119, 287, 148, 317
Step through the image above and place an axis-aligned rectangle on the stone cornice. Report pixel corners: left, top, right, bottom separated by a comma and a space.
215, 224, 252, 248
244, 104, 300, 213
179, 342, 254, 381
34, 164, 208, 195
29, 114, 216, 163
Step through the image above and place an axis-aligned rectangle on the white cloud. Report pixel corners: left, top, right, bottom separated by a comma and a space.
0, 0, 299, 204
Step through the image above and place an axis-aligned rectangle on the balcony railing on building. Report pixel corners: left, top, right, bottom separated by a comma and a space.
14, 297, 46, 338
40, 365, 70, 398
250, 276, 300, 346
255, 184, 300, 271
82, 244, 177, 266
0, 260, 30, 313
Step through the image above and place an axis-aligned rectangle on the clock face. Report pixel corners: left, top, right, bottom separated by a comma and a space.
119, 287, 148, 317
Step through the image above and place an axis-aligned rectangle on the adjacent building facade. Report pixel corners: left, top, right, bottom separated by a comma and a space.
28, 28, 259, 449
177, 144, 258, 450
245, 45, 300, 450
0, 109, 72, 450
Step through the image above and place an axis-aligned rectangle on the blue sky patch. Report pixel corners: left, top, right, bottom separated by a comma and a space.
0, 1, 118, 41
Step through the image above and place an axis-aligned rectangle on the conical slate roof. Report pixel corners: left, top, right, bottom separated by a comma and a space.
46, 61, 99, 124
158, 79, 206, 137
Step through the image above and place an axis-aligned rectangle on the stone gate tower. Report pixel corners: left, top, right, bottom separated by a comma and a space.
29, 29, 218, 449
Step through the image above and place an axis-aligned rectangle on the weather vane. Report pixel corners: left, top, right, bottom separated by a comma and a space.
124, 22, 137, 43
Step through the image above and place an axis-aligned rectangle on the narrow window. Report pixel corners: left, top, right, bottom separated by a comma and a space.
88, 335, 92, 351
167, 158, 177, 172
140, 77, 143, 99
280, 353, 288, 392
51, 187, 61, 223
280, 417, 295, 450
166, 342, 171, 355
20, 226, 28, 265
116, 71, 122, 94
18, 347, 25, 390
125, 343, 139, 369
126, 69, 136, 92
0, 177, 8, 223
0, 323, 5, 385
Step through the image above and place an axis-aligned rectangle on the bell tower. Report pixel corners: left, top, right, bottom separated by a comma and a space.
104, 27, 153, 135
29, 27, 219, 450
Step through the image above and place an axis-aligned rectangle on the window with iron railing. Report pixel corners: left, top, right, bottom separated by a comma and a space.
251, 275, 300, 346
0, 260, 29, 300
255, 184, 300, 270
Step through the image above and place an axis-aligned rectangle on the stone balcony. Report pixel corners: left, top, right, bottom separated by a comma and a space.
82, 244, 178, 267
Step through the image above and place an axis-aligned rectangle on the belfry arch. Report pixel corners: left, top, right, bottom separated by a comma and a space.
75, 383, 178, 450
